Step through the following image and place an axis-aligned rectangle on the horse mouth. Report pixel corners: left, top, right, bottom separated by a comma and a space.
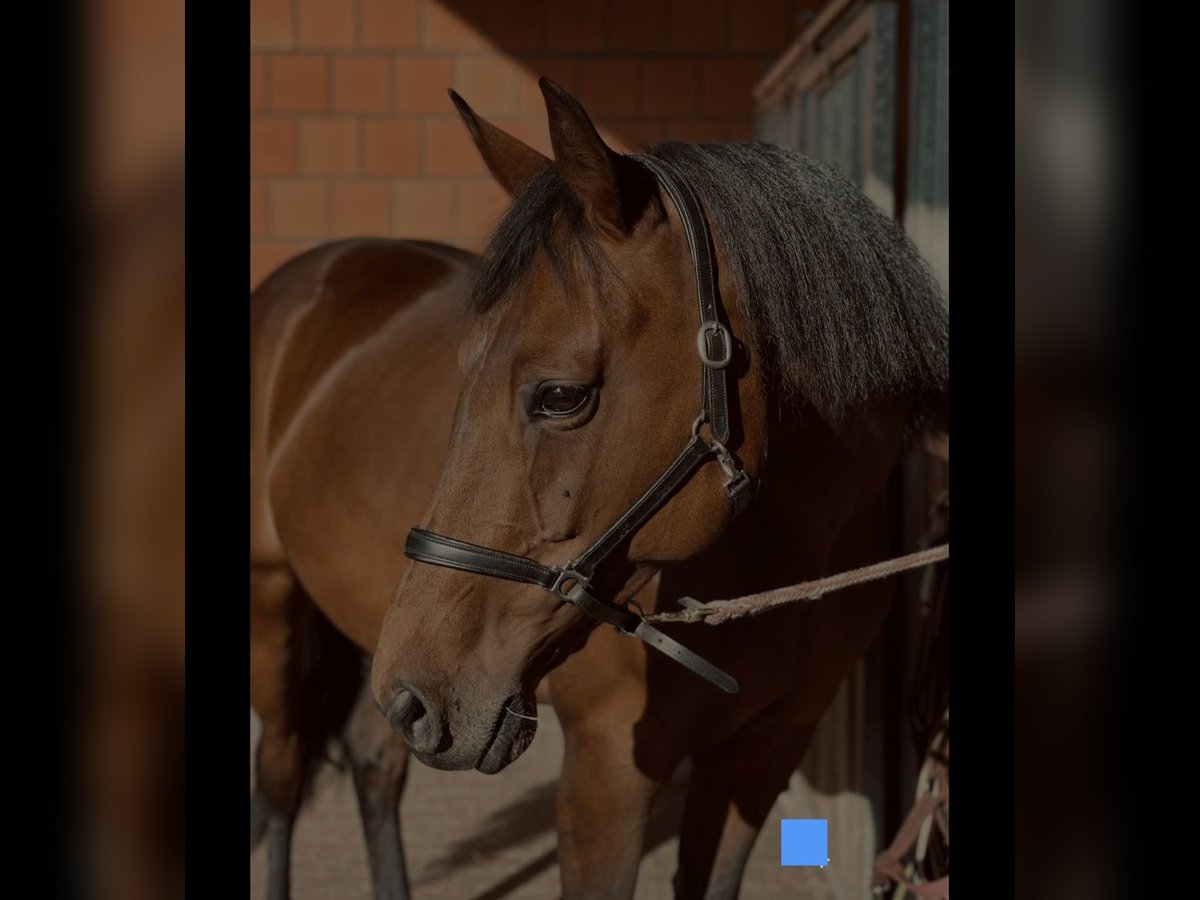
475, 693, 538, 774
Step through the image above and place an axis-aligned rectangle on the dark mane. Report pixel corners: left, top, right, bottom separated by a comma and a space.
469, 141, 948, 429
468, 167, 608, 315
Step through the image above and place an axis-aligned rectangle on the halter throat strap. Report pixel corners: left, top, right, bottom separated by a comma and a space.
402, 155, 752, 694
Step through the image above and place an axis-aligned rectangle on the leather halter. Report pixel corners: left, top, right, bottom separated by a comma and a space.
404, 155, 752, 694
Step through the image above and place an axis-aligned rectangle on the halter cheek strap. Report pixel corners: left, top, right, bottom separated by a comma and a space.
402, 155, 752, 695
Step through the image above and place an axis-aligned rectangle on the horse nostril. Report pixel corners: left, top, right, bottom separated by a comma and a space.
389, 687, 423, 729
386, 681, 440, 752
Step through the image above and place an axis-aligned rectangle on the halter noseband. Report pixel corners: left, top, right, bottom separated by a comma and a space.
403, 155, 752, 694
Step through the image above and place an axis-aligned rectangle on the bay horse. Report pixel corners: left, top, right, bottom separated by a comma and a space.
250, 235, 473, 898
250, 78, 947, 899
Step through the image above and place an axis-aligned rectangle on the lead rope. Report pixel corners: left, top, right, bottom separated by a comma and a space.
642, 543, 949, 625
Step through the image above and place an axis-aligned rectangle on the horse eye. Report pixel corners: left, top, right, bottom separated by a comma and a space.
533, 383, 590, 418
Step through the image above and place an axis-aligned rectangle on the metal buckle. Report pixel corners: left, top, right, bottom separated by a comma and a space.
710, 438, 753, 516
709, 438, 739, 479
696, 322, 732, 369
724, 469, 752, 515
549, 564, 587, 600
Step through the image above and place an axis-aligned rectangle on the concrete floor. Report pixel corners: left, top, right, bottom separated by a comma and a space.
251, 706, 871, 899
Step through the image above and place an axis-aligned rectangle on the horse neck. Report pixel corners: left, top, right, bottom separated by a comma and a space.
698, 396, 909, 596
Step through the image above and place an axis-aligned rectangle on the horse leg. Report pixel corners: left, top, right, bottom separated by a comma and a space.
342, 670, 412, 900
249, 565, 318, 900
673, 724, 816, 900
556, 709, 677, 899
250, 784, 271, 849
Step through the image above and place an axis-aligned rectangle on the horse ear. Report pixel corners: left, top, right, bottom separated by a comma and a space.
538, 77, 651, 236
449, 90, 551, 197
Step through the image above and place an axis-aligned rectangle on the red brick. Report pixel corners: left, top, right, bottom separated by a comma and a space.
454, 55, 517, 117
270, 55, 328, 112
334, 56, 390, 113
577, 58, 639, 117
393, 180, 455, 240
669, 0, 727, 51
250, 55, 266, 111
359, 0, 418, 49
269, 180, 331, 237
393, 57, 455, 114
251, 0, 294, 49
732, 0, 795, 53
640, 59, 699, 115
483, 0, 543, 52
331, 181, 393, 237
667, 117, 727, 142
608, 0, 669, 51
455, 179, 509, 249
515, 57, 579, 115
250, 179, 267, 236
300, 118, 360, 175
363, 120, 421, 176
604, 118, 668, 152
251, 241, 309, 289
298, 0, 355, 49
700, 57, 763, 115
251, 119, 299, 175
546, 0, 604, 52
421, 0, 487, 50
423, 118, 485, 176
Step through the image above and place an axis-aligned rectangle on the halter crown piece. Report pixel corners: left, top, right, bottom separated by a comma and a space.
403, 156, 752, 694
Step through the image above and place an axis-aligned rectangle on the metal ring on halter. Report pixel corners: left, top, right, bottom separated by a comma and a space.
549, 564, 587, 600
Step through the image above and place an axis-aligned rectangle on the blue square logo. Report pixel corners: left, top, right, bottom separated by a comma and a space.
780, 818, 828, 867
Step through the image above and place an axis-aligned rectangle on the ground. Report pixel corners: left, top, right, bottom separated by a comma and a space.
250, 705, 872, 898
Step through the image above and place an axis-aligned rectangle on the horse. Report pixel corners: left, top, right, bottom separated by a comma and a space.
250, 77, 947, 899
250, 234, 477, 899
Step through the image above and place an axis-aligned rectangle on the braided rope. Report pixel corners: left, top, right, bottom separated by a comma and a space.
643, 544, 949, 625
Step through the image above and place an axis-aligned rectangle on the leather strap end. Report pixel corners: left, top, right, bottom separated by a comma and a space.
634, 621, 739, 694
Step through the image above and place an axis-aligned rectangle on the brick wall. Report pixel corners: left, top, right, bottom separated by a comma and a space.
250, 0, 816, 288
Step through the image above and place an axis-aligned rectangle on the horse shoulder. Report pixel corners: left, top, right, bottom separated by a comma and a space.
251, 239, 471, 582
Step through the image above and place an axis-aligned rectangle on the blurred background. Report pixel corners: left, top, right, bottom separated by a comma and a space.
83, 0, 183, 896
1015, 0, 1128, 897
